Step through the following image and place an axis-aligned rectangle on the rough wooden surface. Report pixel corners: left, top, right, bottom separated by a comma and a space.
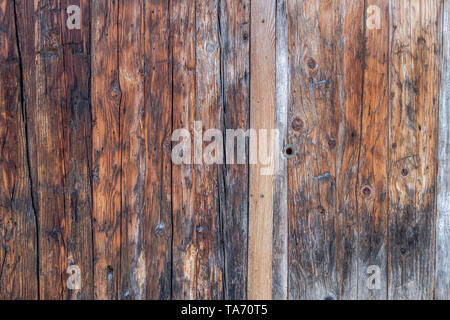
0, 0, 448, 300
436, 0, 449, 301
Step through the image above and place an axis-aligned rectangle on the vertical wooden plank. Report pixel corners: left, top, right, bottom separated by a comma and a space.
286, 0, 338, 300
388, 0, 440, 300
357, 0, 389, 299
15, 0, 67, 300
436, 0, 450, 301
60, 0, 94, 299
194, 0, 224, 299
91, 0, 121, 300
118, 0, 146, 300
144, 0, 173, 300
219, 0, 250, 300
171, 0, 224, 299
273, 0, 288, 300
0, 0, 38, 300
334, 0, 365, 300
248, 0, 276, 300
171, 0, 197, 299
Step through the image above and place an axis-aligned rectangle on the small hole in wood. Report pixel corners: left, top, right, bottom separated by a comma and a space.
283, 144, 297, 159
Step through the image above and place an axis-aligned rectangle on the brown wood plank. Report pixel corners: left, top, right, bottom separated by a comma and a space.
248, 0, 276, 300
144, 0, 173, 300
60, 0, 94, 300
356, 0, 389, 299
118, 0, 146, 300
334, 0, 365, 300
171, 0, 197, 299
219, 0, 250, 300
286, 0, 339, 300
0, 0, 38, 300
15, 0, 68, 300
388, 0, 440, 300
436, 0, 450, 300
91, 0, 121, 300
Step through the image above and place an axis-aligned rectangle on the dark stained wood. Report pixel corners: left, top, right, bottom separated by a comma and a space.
91, 0, 121, 300
219, 0, 250, 300
119, 0, 146, 300
144, 0, 173, 300
0, 0, 38, 300
60, 0, 94, 300
0, 0, 448, 301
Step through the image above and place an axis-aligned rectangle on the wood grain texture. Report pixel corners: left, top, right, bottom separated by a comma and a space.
287, 0, 339, 300
144, 0, 173, 300
91, 0, 121, 300
248, 0, 276, 300
0, 0, 38, 300
61, 0, 93, 300
119, 0, 145, 300
219, 0, 250, 300
436, 0, 449, 300
0, 0, 448, 301
357, 0, 389, 300
388, 0, 440, 300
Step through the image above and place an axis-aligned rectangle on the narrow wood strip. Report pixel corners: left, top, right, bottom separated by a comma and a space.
219, 0, 250, 300
436, 0, 450, 301
91, 0, 121, 300
60, 0, 94, 300
144, 0, 173, 300
273, 0, 288, 301
357, 0, 389, 299
118, 0, 146, 300
248, 0, 276, 300
0, 0, 38, 300
171, 0, 198, 299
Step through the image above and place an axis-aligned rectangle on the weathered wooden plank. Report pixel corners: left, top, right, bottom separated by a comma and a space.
0, 0, 38, 300
436, 0, 450, 301
192, 0, 224, 299
273, 0, 288, 300
171, 0, 197, 299
388, 0, 440, 300
118, 0, 145, 300
286, 0, 339, 300
91, 0, 121, 300
144, 0, 173, 300
356, 0, 389, 299
334, 0, 365, 300
60, 0, 94, 300
15, 0, 68, 300
248, 0, 276, 300
219, 0, 250, 300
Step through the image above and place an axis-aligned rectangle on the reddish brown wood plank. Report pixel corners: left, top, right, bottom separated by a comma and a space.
0, 0, 38, 300
60, 0, 94, 300
118, 0, 146, 300
91, 0, 121, 300
144, 0, 173, 300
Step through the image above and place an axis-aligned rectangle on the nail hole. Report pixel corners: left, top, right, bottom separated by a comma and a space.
401, 168, 409, 177
283, 144, 297, 159
362, 186, 372, 198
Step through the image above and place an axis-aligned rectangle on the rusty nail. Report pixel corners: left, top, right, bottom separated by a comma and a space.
292, 117, 304, 131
